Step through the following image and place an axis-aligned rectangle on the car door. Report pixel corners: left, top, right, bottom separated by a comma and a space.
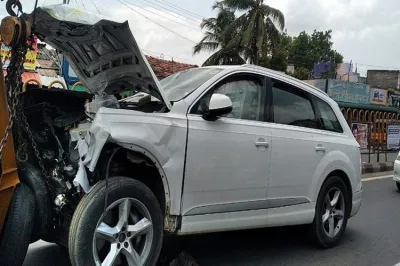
266, 78, 323, 226
180, 73, 271, 233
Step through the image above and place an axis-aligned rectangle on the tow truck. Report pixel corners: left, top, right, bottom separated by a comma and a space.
0, 2, 179, 266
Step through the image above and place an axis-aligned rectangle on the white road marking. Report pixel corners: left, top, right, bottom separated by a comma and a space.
362, 175, 393, 182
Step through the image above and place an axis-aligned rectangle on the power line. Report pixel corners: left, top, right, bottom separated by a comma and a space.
73, 0, 85, 9
356, 62, 400, 70
155, 0, 204, 19
89, 0, 101, 14
117, 0, 197, 44
126, 0, 202, 32
79, 0, 86, 9
134, 0, 201, 25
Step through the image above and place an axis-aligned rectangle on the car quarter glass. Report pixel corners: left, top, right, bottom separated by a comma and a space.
313, 96, 344, 133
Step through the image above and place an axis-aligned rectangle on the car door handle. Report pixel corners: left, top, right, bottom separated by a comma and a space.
255, 141, 269, 148
315, 145, 325, 152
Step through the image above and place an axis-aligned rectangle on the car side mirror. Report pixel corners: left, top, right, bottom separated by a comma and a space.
202, 93, 233, 121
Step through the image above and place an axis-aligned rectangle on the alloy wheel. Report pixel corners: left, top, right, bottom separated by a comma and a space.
321, 187, 345, 238
93, 198, 153, 266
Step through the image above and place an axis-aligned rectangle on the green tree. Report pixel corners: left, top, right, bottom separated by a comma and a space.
288, 31, 311, 69
288, 29, 343, 78
193, 2, 245, 66
259, 32, 292, 71
292, 67, 310, 80
221, 0, 285, 65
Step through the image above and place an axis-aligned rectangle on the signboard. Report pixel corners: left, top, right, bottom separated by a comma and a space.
328, 79, 370, 104
351, 123, 369, 149
1, 36, 38, 71
2, 70, 40, 84
370, 88, 388, 105
336, 62, 353, 80
387, 91, 400, 108
312, 62, 331, 78
387, 124, 400, 150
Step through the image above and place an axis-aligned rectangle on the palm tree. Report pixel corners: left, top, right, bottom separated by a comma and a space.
193, 2, 245, 66
222, 0, 285, 65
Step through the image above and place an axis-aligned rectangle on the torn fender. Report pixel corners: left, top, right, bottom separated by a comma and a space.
75, 107, 188, 215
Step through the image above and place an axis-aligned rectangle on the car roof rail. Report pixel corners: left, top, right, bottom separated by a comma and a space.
240, 64, 329, 97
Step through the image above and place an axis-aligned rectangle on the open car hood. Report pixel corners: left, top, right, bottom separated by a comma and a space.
29, 5, 171, 110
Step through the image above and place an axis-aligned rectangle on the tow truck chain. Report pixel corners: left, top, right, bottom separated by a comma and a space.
0, 19, 27, 161
0, 17, 50, 183
17, 104, 50, 179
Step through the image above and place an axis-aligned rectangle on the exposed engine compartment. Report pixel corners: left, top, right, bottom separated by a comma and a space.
15, 87, 166, 195
14, 88, 90, 201
11, 86, 167, 245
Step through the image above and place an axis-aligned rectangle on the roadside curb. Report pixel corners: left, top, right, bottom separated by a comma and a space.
362, 162, 394, 174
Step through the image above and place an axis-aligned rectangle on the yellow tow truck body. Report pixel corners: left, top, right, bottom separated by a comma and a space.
0, 59, 19, 233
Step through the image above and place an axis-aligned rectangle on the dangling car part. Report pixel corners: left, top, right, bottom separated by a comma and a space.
29, 5, 171, 110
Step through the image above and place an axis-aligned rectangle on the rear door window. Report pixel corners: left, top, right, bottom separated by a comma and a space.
271, 80, 320, 130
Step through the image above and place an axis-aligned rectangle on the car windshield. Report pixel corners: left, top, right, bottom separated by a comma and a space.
160, 68, 223, 102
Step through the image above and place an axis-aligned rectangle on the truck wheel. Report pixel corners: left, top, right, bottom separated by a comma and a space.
310, 176, 350, 248
69, 177, 163, 266
0, 183, 35, 266
396, 182, 400, 191
18, 163, 52, 243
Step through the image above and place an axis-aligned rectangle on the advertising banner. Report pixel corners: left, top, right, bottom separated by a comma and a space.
1, 36, 38, 71
328, 79, 370, 104
387, 124, 400, 150
336, 62, 353, 80
387, 91, 400, 108
370, 88, 388, 105
351, 123, 369, 149
2, 70, 40, 84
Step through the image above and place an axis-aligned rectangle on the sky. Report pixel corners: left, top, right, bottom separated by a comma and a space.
1, 0, 399, 76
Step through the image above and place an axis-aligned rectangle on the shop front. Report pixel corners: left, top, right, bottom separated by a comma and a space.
326, 79, 400, 153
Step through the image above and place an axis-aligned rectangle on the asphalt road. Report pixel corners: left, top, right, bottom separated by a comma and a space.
24, 175, 400, 266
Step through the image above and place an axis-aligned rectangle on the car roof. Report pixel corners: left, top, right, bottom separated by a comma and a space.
197, 64, 332, 103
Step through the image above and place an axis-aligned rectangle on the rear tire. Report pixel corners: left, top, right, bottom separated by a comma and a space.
310, 176, 350, 248
0, 183, 35, 266
396, 182, 400, 191
69, 177, 163, 266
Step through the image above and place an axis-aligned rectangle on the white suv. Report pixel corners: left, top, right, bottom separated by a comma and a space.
12, 6, 363, 266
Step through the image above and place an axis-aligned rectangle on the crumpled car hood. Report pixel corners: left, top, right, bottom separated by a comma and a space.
29, 5, 171, 110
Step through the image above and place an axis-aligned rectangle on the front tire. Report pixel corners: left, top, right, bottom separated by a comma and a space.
69, 177, 163, 266
396, 182, 400, 191
310, 176, 350, 248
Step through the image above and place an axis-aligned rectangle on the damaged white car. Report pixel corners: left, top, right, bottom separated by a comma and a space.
1, 5, 362, 266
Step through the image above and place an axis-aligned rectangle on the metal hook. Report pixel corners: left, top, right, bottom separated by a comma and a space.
2, 0, 23, 17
